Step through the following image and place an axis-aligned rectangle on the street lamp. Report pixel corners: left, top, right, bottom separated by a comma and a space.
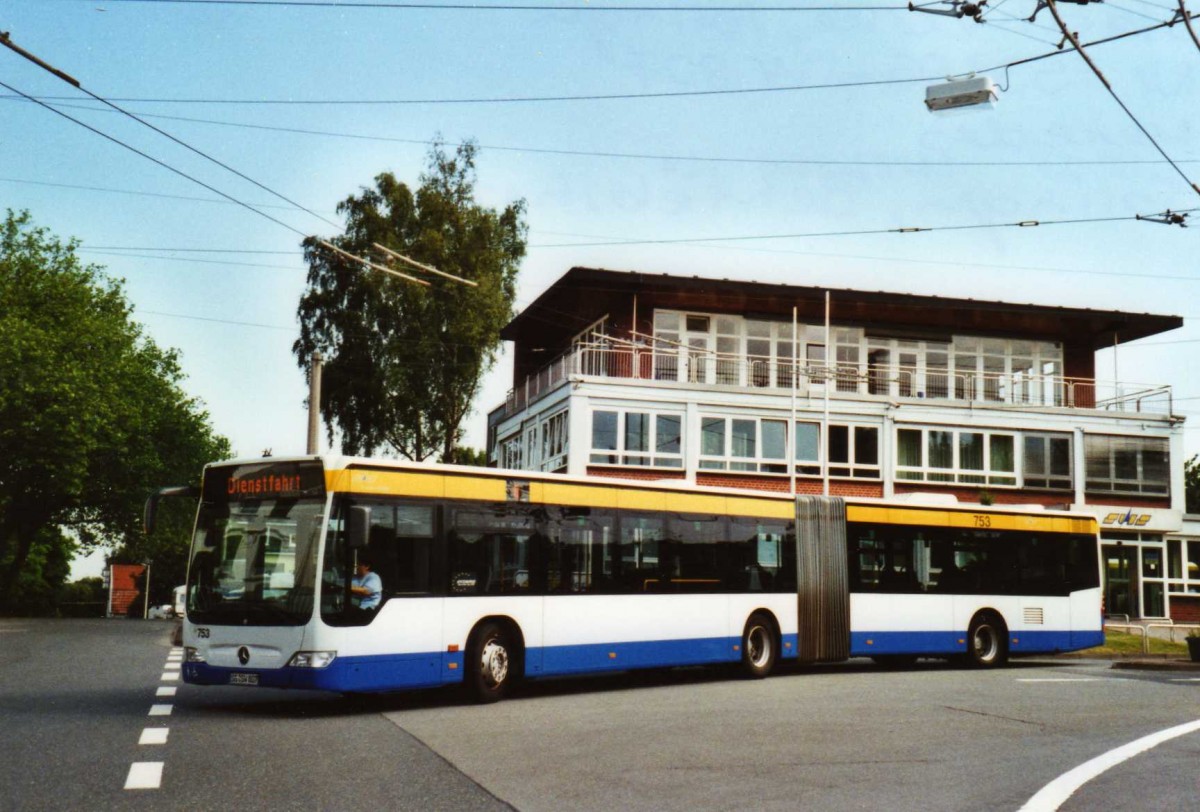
925, 74, 998, 113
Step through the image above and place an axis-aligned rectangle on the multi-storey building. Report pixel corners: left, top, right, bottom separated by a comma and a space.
486, 267, 1196, 622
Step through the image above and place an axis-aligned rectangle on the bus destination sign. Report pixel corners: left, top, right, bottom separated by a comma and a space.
203, 461, 326, 503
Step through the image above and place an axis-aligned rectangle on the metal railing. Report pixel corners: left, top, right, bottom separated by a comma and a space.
491, 342, 1173, 423
1105, 621, 1200, 654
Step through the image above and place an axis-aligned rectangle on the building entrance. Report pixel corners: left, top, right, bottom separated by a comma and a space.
1103, 544, 1138, 619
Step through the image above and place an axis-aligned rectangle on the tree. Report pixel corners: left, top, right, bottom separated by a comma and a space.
1187, 454, 1199, 515
0, 210, 230, 612
294, 141, 526, 461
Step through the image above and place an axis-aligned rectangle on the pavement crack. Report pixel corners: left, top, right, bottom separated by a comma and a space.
942, 705, 1046, 728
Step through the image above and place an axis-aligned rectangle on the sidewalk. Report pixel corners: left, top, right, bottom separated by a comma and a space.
1100, 620, 1200, 671
1110, 658, 1200, 672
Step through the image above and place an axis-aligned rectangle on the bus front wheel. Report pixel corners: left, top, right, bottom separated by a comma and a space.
741, 613, 777, 678
965, 613, 1008, 668
466, 621, 517, 703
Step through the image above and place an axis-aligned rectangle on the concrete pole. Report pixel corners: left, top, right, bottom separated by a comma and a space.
307, 351, 323, 455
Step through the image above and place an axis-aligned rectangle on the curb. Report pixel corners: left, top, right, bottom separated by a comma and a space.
1110, 659, 1200, 672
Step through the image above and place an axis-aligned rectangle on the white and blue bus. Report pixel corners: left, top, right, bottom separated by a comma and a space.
159, 456, 1102, 701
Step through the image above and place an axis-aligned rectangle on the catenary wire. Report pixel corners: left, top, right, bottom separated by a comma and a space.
0, 77, 312, 239
13, 99, 1198, 169
1043, 0, 1200, 197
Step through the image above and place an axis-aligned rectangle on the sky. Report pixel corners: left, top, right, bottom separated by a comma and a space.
2, 0, 1196, 579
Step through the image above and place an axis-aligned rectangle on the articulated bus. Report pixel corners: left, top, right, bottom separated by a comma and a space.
162, 455, 1103, 701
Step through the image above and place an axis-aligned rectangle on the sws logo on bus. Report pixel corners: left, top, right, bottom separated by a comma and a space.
1102, 510, 1151, 527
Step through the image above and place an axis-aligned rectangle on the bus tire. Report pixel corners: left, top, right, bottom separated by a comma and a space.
965, 612, 1008, 668
741, 613, 777, 679
466, 620, 518, 703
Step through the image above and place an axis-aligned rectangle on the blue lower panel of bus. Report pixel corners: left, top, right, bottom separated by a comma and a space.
183, 652, 458, 693
184, 632, 803, 693
850, 628, 1104, 657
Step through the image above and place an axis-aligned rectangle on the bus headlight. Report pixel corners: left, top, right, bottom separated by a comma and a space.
184, 647, 206, 663
287, 651, 337, 669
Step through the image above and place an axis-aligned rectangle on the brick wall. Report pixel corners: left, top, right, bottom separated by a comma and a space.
893, 485, 1069, 508
1170, 596, 1200, 624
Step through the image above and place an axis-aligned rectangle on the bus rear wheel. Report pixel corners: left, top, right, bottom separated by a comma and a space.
466, 621, 518, 703
741, 613, 777, 679
965, 613, 1008, 668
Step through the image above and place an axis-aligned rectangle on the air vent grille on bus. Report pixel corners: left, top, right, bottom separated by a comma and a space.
1023, 607, 1044, 625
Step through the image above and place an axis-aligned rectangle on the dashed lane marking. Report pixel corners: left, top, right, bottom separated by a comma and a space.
148, 704, 173, 717
124, 762, 163, 790
160, 672, 179, 681
1018, 718, 1200, 811
139, 728, 169, 746
1016, 678, 1107, 683
156, 686, 177, 697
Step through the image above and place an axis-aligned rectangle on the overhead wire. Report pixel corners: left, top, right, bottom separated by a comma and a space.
1042, 0, 1200, 197
77, 0, 910, 11
0, 31, 340, 230
0, 77, 313, 239
8, 100, 1199, 168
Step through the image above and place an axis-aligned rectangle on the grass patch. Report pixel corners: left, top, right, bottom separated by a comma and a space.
1078, 629, 1189, 657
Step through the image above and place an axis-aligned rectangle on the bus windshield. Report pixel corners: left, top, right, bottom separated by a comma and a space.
186, 498, 324, 626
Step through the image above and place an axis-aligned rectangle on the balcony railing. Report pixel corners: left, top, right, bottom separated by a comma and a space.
491, 342, 1173, 423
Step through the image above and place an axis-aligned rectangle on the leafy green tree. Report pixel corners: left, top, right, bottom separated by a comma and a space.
294, 141, 526, 461
1186, 454, 1199, 515
0, 210, 229, 612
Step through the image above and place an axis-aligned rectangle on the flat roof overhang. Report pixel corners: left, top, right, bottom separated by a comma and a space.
501, 267, 1183, 351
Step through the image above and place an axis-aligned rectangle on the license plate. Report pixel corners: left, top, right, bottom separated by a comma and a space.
229, 672, 259, 686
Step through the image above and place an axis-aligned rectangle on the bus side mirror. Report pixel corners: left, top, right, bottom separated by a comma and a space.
143, 485, 200, 534
346, 506, 371, 550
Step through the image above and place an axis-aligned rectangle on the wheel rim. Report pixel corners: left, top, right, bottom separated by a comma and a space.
972, 624, 998, 663
747, 625, 771, 668
480, 638, 509, 688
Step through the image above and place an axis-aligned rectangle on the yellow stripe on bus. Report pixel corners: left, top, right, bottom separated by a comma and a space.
846, 505, 1095, 534
327, 467, 1091, 531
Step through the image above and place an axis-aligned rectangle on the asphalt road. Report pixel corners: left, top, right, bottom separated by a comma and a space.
1, 619, 1197, 811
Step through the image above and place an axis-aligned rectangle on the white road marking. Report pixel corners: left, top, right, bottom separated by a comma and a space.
166, 655, 182, 661
1017, 678, 1105, 683
1018, 718, 1200, 811
163, 662, 181, 671
139, 728, 169, 745
160, 672, 179, 681
124, 762, 163, 790
148, 704, 173, 717
156, 686, 177, 697
1169, 678, 1200, 682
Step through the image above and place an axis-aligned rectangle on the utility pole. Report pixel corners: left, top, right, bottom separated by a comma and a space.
307, 352, 323, 455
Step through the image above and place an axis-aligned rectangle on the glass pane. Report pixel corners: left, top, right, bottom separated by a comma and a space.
959, 433, 984, 470
762, 420, 786, 460
625, 412, 648, 452
855, 427, 878, 466
701, 417, 725, 456
990, 435, 1014, 473
1024, 436, 1046, 475
654, 311, 679, 331
1050, 437, 1071, 476
655, 415, 681, 455
795, 423, 819, 462
898, 430, 922, 467
928, 431, 953, 469
592, 411, 618, 451
685, 315, 710, 332
731, 419, 756, 458
828, 425, 849, 464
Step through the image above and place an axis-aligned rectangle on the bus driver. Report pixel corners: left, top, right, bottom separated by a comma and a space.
351, 557, 382, 611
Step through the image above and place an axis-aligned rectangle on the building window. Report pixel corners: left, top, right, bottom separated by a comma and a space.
699, 417, 876, 478
1023, 433, 1073, 490
497, 433, 524, 470
540, 410, 569, 472
1167, 539, 1200, 595
1084, 435, 1169, 496
896, 428, 1017, 487
591, 410, 683, 469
